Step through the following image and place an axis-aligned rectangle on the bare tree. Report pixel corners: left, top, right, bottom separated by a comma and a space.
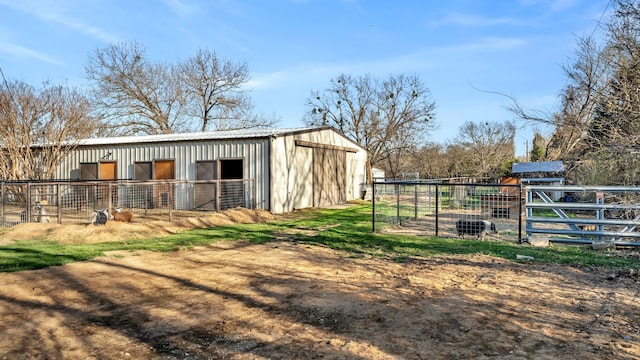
177, 49, 277, 131
451, 120, 515, 178
411, 142, 449, 179
502, 34, 610, 167
579, 0, 640, 185
443, 143, 475, 178
305, 73, 436, 181
0, 77, 96, 181
86, 44, 278, 135
500, 0, 640, 185
85, 41, 188, 135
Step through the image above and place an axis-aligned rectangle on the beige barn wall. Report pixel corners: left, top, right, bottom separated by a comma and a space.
270, 128, 367, 214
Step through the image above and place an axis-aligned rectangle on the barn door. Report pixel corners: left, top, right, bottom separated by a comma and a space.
99, 162, 117, 180
98, 161, 117, 206
154, 160, 174, 208
313, 148, 346, 207
194, 160, 218, 210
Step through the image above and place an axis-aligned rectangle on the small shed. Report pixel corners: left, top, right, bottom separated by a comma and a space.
53, 126, 368, 214
512, 161, 565, 200
371, 167, 385, 180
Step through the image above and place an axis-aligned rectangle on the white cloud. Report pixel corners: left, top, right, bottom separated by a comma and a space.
0, 41, 62, 64
518, 0, 578, 11
0, 0, 119, 43
447, 37, 527, 52
46, 14, 119, 43
432, 13, 529, 27
165, 0, 197, 18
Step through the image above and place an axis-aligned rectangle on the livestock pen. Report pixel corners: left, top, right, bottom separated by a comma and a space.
372, 180, 524, 242
0, 179, 255, 226
374, 180, 640, 248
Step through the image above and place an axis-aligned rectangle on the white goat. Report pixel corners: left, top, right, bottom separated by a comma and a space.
34, 202, 51, 223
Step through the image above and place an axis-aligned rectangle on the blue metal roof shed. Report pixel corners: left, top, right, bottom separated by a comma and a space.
512, 161, 564, 174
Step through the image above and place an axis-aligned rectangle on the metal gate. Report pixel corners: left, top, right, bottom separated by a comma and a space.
525, 185, 640, 247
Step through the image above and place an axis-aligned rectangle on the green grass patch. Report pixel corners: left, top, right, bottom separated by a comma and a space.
1, 204, 638, 272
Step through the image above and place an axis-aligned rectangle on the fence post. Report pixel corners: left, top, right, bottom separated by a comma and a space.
414, 183, 418, 220
372, 181, 376, 233
395, 183, 400, 225
435, 183, 439, 237
525, 186, 532, 238
596, 191, 604, 241
252, 180, 257, 209
26, 183, 31, 223
216, 180, 221, 211
168, 183, 174, 221
57, 183, 62, 224
107, 182, 113, 212
518, 183, 523, 243
0, 182, 4, 225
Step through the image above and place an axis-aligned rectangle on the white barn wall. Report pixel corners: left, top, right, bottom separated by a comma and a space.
270, 128, 367, 214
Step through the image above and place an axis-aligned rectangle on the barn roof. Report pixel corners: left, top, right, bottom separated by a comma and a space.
77, 126, 331, 146
512, 161, 564, 174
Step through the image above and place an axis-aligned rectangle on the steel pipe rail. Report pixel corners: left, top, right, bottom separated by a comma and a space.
526, 202, 640, 210
527, 217, 640, 227
528, 228, 640, 238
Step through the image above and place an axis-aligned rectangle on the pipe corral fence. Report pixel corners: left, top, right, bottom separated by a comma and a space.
373, 181, 640, 248
0, 179, 256, 226
526, 185, 640, 248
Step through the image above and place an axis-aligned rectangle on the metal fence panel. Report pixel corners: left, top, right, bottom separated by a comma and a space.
0, 179, 256, 226
373, 181, 522, 242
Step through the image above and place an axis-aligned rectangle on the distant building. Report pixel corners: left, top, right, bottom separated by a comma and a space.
512, 161, 565, 200
371, 167, 385, 180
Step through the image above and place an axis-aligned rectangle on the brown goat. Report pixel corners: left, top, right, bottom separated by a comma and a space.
110, 208, 134, 223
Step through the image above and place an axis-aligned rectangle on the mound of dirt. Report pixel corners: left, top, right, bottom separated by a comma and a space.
0, 207, 275, 245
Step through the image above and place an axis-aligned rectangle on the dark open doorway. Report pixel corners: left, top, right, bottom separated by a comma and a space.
220, 159, 243, 179
220, 159, 244, 209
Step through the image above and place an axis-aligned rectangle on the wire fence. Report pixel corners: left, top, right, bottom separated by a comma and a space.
0, 179, 256, 226
372, 180, 523, 242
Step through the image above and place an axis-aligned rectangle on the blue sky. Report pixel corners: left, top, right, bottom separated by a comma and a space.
0, 0, 610, 156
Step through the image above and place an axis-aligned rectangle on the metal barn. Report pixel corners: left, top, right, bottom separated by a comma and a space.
53, 126, 368, 214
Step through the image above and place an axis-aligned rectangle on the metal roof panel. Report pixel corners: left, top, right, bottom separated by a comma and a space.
512, 161, 564, 174
77, 126, 328, 146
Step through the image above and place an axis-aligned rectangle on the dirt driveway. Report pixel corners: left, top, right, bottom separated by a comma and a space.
0, 209, 639, 359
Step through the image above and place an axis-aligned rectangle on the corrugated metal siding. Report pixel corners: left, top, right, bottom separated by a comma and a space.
269, 128, 367, 213
55, 139, 270, 210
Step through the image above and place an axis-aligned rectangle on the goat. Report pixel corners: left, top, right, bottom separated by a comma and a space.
110, 207, 134, 223
91, 209, 109, 225
455, 219, 497, 240
34, 203, 51, 223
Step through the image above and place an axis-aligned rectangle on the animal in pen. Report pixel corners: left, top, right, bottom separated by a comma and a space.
110, 207, 134, 223
456, 219, 497, 240
91, 209, 109, 225
34, 202, 51, 223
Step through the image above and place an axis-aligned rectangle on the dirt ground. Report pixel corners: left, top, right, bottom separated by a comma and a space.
0, 208, 639, 359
